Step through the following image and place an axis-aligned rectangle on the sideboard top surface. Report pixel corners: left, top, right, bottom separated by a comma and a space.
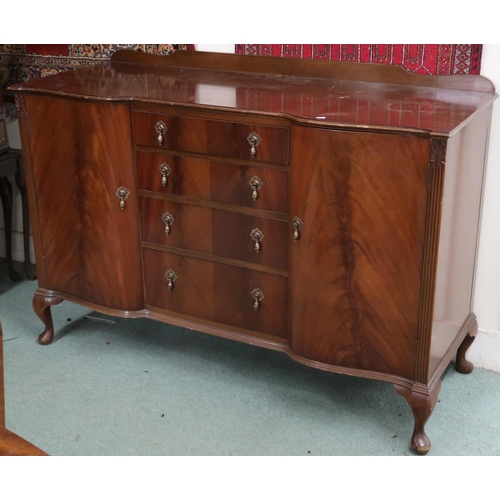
10, 50, 497, 136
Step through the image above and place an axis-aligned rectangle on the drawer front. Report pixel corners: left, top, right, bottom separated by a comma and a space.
143, 249, 288, 338
132, 112, 176, 149
132, 111, 289, 165
136, 152, 289, 214
140, 198, 289, 271
175, 116, 289, 165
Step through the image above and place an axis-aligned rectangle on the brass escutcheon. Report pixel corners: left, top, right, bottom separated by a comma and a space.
116, 186, 130, 210
159, 163, 171, 186
247, 132, 261, 158
292, 216, 303, 241
249, 176, 263, 201
162, 213, 174, 235
165, 269, 177, 291
250, 228, 264, 252
155, 120, 167, 146
251, 288, 264, 311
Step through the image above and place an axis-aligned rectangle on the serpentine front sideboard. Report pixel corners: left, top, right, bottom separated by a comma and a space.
9, 49, 497, 454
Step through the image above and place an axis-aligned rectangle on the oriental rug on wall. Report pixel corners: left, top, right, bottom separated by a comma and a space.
0, 44, 194, 99
235, 45, 483, 75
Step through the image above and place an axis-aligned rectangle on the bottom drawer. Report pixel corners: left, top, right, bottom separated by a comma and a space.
143, 248, 288, 338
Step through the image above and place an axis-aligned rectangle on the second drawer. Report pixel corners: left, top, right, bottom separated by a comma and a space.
136, 152, 289, 214
140, 198, 289, 271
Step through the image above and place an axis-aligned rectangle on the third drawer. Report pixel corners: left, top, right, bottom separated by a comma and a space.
140, 197, 289, 272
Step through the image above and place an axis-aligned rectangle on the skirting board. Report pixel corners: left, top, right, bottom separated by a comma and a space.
1, 227, 499, 373
468, 329, 500, 373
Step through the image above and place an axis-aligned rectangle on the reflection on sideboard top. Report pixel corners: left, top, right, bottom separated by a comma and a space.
9, 50, 497, 137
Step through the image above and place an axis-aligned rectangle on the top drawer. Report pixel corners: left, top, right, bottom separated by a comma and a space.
132, 112, 289, 165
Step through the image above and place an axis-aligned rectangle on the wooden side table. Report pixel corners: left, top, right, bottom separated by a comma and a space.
0, 149, 37, 281
0, 323, 47, 455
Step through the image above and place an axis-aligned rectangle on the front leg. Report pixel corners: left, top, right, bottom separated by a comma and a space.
394, 379, 441, 455
33, 293, 63, 345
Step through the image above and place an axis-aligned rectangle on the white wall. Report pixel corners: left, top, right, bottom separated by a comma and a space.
467, 44, 500, 371
2, 44, 499, 371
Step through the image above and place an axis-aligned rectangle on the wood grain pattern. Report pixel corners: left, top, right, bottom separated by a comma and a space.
143, 249, 288, 337
289, 125, 430, 379
176, 116, 289, 164
140, 197, 289, 271
24, 95, 143, 311
136, 152, 289, 213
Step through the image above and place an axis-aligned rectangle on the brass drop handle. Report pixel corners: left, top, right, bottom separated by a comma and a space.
165, 270, 177, 291
162, 213, 174, 235
251, 288, 264, 311
159, 163, 171, 186
247, 132, 261, 158
155, 120, 167, 146
292, 216, 303, 241
116, 186, 130, 210
250, 228, 264, 252
249, 176, 263, 202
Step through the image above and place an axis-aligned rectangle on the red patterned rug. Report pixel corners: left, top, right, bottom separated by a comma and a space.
235, 44, 483, 75
0, 44, 194, 99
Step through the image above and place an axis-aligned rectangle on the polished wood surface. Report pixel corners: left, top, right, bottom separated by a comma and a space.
143, 249, 288, 338
10, 50, 496, 136
290, 127, 429, 380
24, 95, 143, 311
136, 152, 289, 214
140, 197, 289, 271
9, 50, 497, 454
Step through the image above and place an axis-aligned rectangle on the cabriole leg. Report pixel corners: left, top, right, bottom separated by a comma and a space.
33, 294, 63, 345
394, 380, 441, 455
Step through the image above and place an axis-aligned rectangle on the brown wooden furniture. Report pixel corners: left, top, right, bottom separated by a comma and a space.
0, 323, 47, 455
9, 50, 497, 454
0, 92, 37, 281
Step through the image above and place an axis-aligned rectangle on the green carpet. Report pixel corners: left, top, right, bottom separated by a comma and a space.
1, 259, 499, 456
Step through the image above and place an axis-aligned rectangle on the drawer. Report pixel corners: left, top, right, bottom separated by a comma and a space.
140, 198, 289, 271
176, 116, 289, 164
143, 248, 288, 338
136, 152, 289, 214
132, 111, 289, 165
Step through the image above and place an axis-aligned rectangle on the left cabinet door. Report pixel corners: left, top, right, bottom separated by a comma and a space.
23, 95, 144, 311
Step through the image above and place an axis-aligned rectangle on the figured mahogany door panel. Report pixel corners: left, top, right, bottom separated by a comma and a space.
132, 112, 176, 149
24, 95, 143, 311
175, 116, 289, 165
143, 248, 288, 337
289, 125, 430, 380
136, 152, 289, 213
140, 197, 289, 271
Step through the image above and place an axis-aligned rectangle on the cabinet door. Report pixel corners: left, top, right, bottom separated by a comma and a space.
289, 126, 429, 379
25, 96, 143, 311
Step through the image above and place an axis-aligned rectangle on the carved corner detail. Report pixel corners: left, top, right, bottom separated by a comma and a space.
430, 139, 447, 170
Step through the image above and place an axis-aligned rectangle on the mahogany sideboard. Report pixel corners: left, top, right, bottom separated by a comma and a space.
9, 50, 497, 454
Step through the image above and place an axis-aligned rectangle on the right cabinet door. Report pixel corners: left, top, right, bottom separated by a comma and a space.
289, 125, 430, 379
